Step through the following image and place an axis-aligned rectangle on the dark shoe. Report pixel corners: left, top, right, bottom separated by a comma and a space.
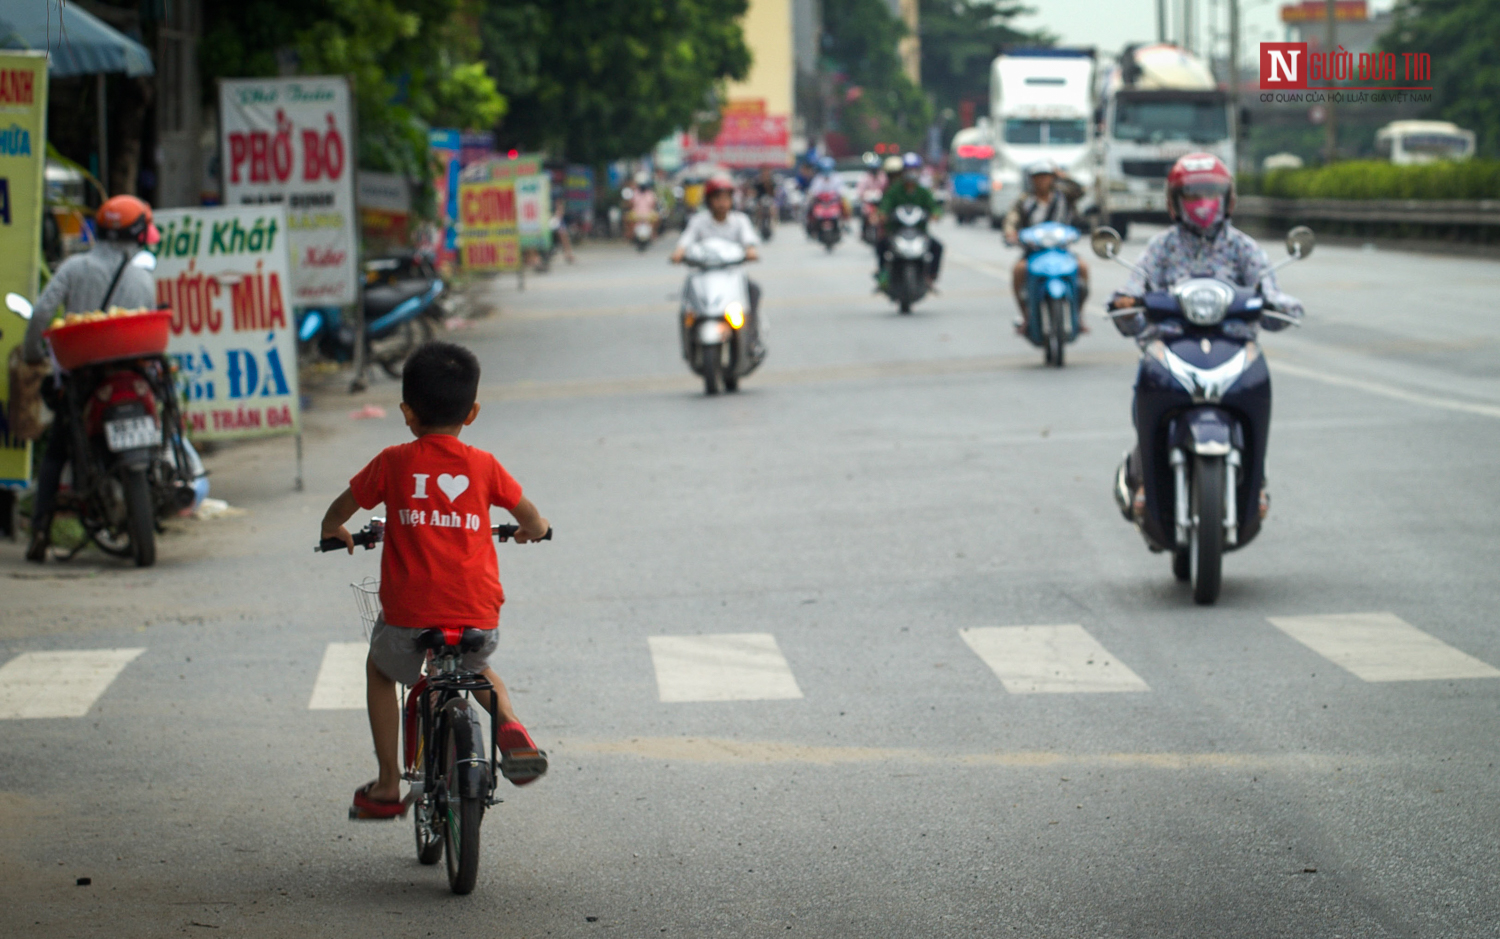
25, 529, 48, 563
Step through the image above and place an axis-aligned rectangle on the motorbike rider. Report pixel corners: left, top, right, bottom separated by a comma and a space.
1109, 152, 1303, 517
671, 175, 763, 350
21, 194, 160, 563
1003, 159, 1090, 334
627, 171, 660, 235
875, 153, 943, 285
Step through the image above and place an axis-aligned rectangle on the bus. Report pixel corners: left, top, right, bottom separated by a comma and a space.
948, 120, 994, 224
1375, 121, 1475, 165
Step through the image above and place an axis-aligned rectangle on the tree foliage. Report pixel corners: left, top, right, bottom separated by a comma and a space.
1380, 0, 1500, 157
201, 0, 505, 177
479, 0, 752, 163
821, 0, 933, 152
919, 0, 1052, 118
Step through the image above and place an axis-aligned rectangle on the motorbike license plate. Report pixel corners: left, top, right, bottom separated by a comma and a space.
104, 416, 162, 452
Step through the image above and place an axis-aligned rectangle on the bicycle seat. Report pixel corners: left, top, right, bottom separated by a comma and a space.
416, 627, 488, 653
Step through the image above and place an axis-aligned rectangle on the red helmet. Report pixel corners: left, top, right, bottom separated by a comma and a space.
97, 194, 160, 246
1166, 153, 1235, 237
704, 175, 736, 198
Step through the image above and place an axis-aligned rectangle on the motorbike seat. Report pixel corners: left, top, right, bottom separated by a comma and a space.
364, 280, 432, 319
416, 627, 489, 653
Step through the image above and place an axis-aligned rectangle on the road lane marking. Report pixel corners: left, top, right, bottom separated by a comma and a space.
960, 625, 1150, 693
1268, 612, 1500, 682
308, 642, 369, 710
1271, 357, 1500, 420
648, 633, 804, 703
0, 649, 145, 719
574, 737, 1344, 771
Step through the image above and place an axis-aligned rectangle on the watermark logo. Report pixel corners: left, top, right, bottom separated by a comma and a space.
1261, 43, 1306, 90
1259, 42, 1433, 90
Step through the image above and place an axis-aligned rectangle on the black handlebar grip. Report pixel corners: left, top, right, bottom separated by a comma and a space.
316, 536, 349, 553
492, 525, 553, 542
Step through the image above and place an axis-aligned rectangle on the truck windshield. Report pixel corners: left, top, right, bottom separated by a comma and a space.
1004, 119, 1089, 145
1113, 100, 1228, 143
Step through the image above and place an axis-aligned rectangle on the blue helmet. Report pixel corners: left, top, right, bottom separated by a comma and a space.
818, 156, 836, 173
902, 152, 923, 170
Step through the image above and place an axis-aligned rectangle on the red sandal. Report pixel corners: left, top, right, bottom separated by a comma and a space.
350, 782, 407, 820
497, 722, 549, 786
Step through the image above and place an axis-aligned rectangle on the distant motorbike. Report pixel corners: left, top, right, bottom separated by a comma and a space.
8, 291, 198, 567
859, 191, 882, 245
1093, 224, 1314, 605
1017, 222, 1083, 367
879, 204, 932, 314
755, 194, 775, 241
807, 192, 843, 251
299, 253, 442, 378
778, 181, 803, 223
678, 238, 763, 396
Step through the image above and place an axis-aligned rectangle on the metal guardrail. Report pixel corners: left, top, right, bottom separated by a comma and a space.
1237, 195, 1500, 227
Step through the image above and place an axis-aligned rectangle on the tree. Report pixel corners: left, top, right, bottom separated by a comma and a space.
821, 0, 933, 153
919, 0, 1052, 121
479, 0, 752, 163
201, 0, 505, 178
1381, 0, 1500, 157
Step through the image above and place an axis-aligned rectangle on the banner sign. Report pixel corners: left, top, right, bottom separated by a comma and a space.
516, 173, 551, 250
357, 170, 411, 251
152, 205, 301, 440
0, 51, 47, 487
684, 99, 791, 168
457, 156, 542, 272
219, 77, 358, 306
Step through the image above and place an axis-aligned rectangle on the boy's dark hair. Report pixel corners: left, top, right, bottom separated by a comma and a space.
402, 341, 481, 427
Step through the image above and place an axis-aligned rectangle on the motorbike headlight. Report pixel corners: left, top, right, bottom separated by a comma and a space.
1172, 279, 1235, 327
893, 235, 927, 258
724, 302, 745, 330
1038, 229, 1063, 249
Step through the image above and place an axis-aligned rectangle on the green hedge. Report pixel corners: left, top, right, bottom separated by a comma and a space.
1239, 160, 1500, 200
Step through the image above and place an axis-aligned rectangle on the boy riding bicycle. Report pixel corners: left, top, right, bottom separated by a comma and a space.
320, 341, 551, 818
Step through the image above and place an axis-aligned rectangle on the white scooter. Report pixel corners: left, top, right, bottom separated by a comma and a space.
678, 238, 763, 395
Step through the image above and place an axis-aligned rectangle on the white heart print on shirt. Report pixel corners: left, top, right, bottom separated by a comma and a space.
436, 473, 470, 501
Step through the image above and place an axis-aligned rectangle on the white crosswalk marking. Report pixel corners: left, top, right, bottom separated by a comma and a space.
308, 642, 370, 710
960, 625, 1150, 693
0, 649, 146, 719
648, 633, 804, 703
1268, 612, 1500, 682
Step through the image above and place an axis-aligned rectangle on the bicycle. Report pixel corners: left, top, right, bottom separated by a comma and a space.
316, 518, 552, 894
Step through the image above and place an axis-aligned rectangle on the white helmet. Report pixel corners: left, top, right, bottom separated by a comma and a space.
1026, 159, 1060, 178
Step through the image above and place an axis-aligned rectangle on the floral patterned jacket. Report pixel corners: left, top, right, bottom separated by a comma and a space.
1110, 222, 1304, 335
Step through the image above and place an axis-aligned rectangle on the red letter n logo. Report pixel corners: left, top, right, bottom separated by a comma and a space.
1260, 42, 1308, 89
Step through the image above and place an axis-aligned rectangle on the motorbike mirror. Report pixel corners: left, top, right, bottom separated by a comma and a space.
131, 250, 158, 271
4, 292, 33, 320
1285, 225, 1315, 260
1090, 226, 1122, 260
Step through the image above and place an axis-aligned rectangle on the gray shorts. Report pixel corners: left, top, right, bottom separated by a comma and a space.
368, 617, 499, 686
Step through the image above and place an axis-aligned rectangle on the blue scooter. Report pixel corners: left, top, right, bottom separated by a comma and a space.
1017, 221, 1082, 367
298, 253, 444, 380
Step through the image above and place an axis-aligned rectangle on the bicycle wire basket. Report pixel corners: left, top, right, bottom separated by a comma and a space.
351, 578, 382, 638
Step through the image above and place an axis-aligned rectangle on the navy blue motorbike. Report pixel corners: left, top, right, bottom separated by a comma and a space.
1092, 225, 1314, 604
298, 253, 444, 380
1017, 222, 1082, 367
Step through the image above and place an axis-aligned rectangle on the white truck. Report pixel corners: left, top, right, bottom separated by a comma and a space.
1093, 43, 1235, 238
987, 50, 1096, 228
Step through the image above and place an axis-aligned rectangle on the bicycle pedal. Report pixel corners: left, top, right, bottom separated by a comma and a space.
500, 747, 549, 781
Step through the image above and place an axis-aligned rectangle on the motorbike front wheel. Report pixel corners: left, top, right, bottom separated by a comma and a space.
123, 469, 156, 568
1047, 297, 1066, 368
1190, 454, 1225, 605
700, 344, 722, 396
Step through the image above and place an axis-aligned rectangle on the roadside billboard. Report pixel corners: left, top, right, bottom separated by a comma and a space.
357, 171, 411, 252
683, 99, 791, 168
152, 205, 301, 440
0, 51, 47, 487
219, 77, 358, 307
457, 156, 546, 272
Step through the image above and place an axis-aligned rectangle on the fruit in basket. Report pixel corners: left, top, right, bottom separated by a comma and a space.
60, 306, 151, 327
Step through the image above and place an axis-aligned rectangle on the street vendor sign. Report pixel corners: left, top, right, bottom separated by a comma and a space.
458, 156, 549, 272
0, 51, 47, 487
219, 77, 358, 306
152, 205, 301, 440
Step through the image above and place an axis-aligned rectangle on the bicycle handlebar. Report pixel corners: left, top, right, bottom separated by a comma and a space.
316, 520, 552, 553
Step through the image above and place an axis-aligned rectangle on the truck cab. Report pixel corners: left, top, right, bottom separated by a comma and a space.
988, 50, 1096, 227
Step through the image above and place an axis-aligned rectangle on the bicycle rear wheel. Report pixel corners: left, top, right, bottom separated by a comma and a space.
442, 703, 486, 894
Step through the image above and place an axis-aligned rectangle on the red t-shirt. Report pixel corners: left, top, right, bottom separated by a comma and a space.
349, 434, 523, 629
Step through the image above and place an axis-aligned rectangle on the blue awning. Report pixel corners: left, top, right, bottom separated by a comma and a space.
0, 0, 154, 78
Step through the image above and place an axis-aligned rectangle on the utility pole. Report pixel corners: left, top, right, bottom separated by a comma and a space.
1184, 0, 1195, 54
1157, 0, 1168, 43
1324, 0, 1338, 162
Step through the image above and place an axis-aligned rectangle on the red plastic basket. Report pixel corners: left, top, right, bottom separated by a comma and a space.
44, 310, 172, 371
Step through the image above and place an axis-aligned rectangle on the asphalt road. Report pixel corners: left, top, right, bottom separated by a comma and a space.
3, 216, 1499, 938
